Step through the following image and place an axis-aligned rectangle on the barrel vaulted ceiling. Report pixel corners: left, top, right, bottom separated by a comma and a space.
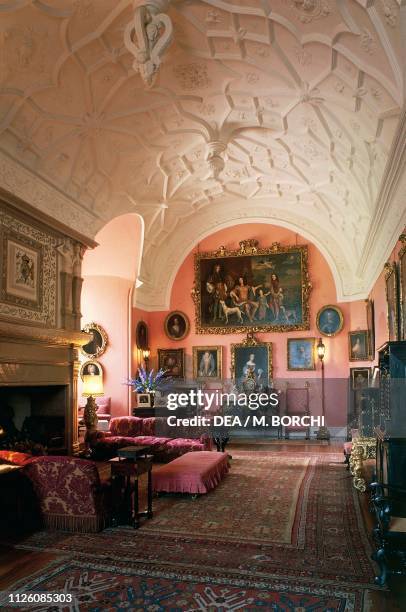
0, 0, 405, 309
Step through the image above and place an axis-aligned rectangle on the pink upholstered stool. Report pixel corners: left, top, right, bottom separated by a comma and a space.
152, 451, 229, 495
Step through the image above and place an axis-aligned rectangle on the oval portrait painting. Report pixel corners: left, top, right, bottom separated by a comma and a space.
81, 322, 108, 358
316, 305, 344, 337
80, 360, 103, 381
164, 311, 190, 341
135, 320, 149, 350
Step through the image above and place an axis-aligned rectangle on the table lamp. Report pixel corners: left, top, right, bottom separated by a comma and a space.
82, 374, 104, 435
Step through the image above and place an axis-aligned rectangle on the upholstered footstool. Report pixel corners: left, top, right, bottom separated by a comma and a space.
152, 451, 229, 495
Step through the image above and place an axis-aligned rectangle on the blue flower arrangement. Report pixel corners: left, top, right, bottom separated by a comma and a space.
127, 367, 167, 393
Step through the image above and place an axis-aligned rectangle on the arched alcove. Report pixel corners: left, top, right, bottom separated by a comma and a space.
81, 213, 144, 416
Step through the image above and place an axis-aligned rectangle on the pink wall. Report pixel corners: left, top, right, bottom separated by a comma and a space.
133, 224, 354, 426
96, 223, 399, 426
81, 214, 143, 416
137, 224, 351, 376
81, 276, 133, 416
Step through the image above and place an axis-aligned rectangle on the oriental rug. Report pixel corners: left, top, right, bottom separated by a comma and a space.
0, 558, 365, 611
13, 450, 382, 610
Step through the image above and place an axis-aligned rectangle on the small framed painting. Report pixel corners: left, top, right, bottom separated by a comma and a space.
350, 367, 371, 390
135, 320, 148, 350
164, 311, 190, 341
80, 360, 103, 381
158, 348, 185, 378
316, 305, 344, 337
384, 262, 399, 341
5, 236, 41, 306
137, 393, 152, 408
193, 346, 222, 381
287, 338, 316, 371
348, 330, 369, 361
231, 333, 272, 392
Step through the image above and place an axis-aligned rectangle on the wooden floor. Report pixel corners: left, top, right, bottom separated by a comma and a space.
0, 441, 405, 611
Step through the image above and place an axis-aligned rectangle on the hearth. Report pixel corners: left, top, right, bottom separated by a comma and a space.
0, 386, 68, 454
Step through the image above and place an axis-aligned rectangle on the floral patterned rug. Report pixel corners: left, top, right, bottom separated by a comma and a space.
11, 450, 382, 610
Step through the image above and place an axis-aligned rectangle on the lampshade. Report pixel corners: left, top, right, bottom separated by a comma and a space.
142, 348, 151, 360
82, 374, 104, 397
317, 338, 326, 360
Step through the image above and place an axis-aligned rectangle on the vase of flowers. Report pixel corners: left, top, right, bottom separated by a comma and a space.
127, 367, 167, 408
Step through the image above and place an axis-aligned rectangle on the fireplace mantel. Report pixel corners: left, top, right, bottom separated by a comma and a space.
0, 194, 93, 455
0, 322, 91, 455
0, 319, 90, 348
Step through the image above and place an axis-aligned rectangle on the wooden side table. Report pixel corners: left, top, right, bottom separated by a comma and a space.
109, 453, 153, 529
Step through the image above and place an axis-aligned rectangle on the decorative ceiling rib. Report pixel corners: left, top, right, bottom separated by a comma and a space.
0, 0, 404, 307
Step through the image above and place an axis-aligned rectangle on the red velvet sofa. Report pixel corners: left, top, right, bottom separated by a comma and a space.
89, 416, 212, 461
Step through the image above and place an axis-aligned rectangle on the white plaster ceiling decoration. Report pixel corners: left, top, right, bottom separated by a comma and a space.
0, 0, 404, 308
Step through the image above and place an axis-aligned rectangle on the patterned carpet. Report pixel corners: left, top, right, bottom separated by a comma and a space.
10, 449, 381, 611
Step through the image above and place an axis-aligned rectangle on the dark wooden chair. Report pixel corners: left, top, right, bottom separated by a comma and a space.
369, 481, 406, 586
284, 385, 310, 440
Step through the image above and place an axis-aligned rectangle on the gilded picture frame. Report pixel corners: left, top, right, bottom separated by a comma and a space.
231, 333, 273, 390
135, 320, 149, 350
287, 338, 316, 371
81, 322, 108, 359
80, 359, 103, 381
399, 235, 406, 340
158, 348, 185, 379
316, 305, 344, 337
348, 330, 369, 362
192, 240, 311, 334
384, 262, 399, 341
192, 346, 222, 381
164, 311, 190, 341
350, 367, 371, 390
365, 299, 375, 359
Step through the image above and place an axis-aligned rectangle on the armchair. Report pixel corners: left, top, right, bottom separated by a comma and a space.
369, 481, 406, 585
24, 456, 111, 533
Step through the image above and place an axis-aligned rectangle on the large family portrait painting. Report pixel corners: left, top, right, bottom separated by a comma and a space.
194, 242, 311, 333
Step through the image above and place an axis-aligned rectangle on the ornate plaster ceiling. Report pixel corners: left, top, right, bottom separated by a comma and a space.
0, 0, 405, 309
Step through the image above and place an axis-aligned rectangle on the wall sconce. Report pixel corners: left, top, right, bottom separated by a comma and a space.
317, 337, 325, 362
142, 348, 151, 370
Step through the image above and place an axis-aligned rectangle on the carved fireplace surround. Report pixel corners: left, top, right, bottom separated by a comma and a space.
0, 321, 90, 454
0, 190, 95, 455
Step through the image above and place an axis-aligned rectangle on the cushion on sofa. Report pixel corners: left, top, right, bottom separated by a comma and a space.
0, 450, 32, 465
79, 396, 111, 415
109, 417, 144, 437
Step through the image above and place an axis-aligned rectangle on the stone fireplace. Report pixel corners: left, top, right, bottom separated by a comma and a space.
0, 384, 68, 453
0, 320, 89, 454
0, 190, 95, 455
